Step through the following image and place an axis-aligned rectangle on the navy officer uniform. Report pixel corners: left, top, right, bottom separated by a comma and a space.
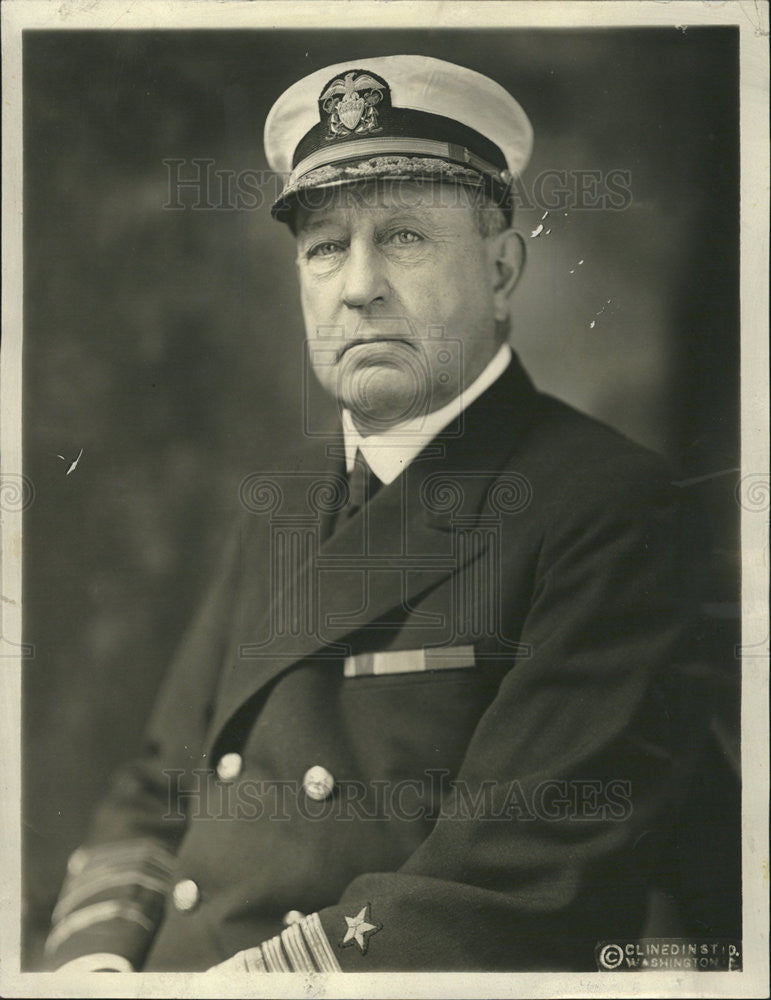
46, 55, 707, 973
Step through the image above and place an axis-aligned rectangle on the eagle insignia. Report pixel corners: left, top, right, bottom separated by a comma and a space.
320, 70, 386, 139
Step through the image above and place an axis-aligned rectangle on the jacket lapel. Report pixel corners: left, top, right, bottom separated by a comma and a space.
207, 353, 539, 749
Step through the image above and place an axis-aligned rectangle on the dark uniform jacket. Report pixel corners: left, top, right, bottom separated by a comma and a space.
47, 354, 706, 972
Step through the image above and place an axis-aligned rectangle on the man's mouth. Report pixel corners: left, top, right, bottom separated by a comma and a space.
335, 337, 415, 363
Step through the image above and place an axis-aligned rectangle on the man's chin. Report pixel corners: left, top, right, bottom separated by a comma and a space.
344, 400, 424, 433
333, 359, 432, 429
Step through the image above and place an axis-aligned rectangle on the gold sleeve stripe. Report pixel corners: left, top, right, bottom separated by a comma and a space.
299, 912, 342, 972
241, 947, 267, 973
67, 840, 175, 874
70, 856, 175, 879
44, 900, 155, 955
261, 934, 292, 972
280, 924, 316, 973
224, 912, 340, 974
52, 872, 170, 922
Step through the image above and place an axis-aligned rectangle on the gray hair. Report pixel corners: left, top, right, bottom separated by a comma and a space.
473, 193, 510, 239
471, 192, 513, 342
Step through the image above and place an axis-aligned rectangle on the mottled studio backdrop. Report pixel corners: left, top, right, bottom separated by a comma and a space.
22, 28, 740, 963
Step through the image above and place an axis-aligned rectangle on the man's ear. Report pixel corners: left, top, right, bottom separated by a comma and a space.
488, 229, 526, 322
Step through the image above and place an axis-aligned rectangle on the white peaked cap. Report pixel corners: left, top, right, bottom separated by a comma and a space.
264, 55, 533, 220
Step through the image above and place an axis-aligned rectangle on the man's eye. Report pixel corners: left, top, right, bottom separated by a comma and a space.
308, 241, 343, 259
390, 230, 422, 245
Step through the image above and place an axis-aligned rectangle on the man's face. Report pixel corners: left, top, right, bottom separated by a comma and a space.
295, 182, 511, 432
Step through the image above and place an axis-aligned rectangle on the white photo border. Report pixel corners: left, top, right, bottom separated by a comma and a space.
1, 2, 768, 998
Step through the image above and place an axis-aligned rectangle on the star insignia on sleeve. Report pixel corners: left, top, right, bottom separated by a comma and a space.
340, 902, 382, 955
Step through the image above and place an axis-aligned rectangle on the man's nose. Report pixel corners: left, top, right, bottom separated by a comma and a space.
341, 239, 389, 309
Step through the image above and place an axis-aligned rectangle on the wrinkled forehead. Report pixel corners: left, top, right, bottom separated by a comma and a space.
292, 178, 481, 233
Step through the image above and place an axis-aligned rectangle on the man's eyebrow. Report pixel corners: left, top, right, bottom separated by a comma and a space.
383, 211, 442, 226
296, 216, 344, 235
375, 210, 455, 236
296, 206, 451, 238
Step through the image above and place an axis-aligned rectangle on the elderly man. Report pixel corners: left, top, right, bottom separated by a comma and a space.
46, 55, 704, 973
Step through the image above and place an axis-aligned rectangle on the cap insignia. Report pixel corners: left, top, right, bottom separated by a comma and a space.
320, 70, 387, 139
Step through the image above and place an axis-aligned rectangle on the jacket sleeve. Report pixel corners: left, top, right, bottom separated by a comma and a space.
45, 520, 245, 970
210, 455, 711, 972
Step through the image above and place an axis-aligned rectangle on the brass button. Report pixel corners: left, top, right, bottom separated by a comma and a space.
216, 752, 243, 781
282, 910, 306, 927
172, 878, 200, 912
302, 765, 335, 801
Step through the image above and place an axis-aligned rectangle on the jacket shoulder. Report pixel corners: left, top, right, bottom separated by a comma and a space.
521, 392, 674, 486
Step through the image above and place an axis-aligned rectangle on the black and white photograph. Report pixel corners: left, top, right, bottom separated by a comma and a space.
1, 1, 768, 996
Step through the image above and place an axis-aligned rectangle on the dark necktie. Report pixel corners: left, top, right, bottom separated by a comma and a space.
343, 450, 381, 520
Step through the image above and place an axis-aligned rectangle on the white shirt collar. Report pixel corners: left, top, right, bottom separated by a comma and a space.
342, 343, 512, 485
